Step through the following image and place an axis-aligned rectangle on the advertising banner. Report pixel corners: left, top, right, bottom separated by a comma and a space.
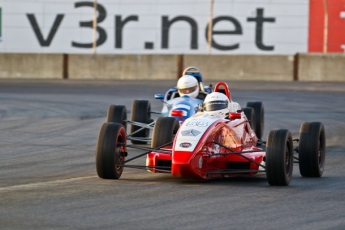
0, 0, 343, 54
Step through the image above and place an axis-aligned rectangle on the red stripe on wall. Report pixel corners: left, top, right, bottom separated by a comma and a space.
309, 0, 345, 53
327, 0, 345, 52
308, 0, 326, 52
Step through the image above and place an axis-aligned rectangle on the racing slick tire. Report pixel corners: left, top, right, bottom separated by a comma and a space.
106, 105, 127, 131
130, 100, 151, 144
298, 122, 326, 177
151, 117, 179, 149
96, 122, 126, 179
266, 129, 293, 186
246, 101, 264, 139
242, 107, 256, 134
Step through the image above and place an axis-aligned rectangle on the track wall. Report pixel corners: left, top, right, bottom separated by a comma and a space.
1, 53, 344, 81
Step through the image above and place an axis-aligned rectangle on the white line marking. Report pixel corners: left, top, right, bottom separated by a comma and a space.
0, 176, 97, 192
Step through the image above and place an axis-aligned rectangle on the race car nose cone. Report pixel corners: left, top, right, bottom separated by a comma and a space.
172, 151, 205, 179
172, 163, 203, 179
171, 164, 182, 178
172, 163, 191, 178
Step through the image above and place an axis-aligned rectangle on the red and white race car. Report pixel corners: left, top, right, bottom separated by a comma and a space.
96, 82, 326, 186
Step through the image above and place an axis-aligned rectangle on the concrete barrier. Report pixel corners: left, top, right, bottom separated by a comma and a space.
297, 53, 345, 82
184, 55, 294, 81
1, 53, 345, 82
68, 54, 179, 80
0, 53, 63, 79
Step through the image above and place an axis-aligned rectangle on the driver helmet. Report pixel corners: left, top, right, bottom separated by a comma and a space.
177, 75, 199, 98
203, 92, 230, 118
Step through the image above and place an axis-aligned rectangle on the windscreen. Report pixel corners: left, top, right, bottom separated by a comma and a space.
203, 100, 228, 111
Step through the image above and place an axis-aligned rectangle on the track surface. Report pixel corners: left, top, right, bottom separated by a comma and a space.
1, 79, 345, 229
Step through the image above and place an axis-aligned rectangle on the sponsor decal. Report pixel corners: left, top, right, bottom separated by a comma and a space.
186, 120, 208, 127
173, 104, 191, 110
180, 142, 192, 148
181, 129, 201, 136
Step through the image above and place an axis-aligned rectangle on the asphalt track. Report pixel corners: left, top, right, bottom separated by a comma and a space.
0, 79, 345, 230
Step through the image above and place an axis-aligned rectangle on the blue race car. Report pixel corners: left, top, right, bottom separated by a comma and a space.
105, 66, 213, 144
155, 66, 212, 121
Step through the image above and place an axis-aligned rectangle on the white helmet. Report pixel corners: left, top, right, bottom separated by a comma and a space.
177, 75, 199, 98
203, 92, 230, 118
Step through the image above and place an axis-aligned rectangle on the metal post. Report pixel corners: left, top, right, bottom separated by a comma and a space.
177, 55, 184, 79
207, 0, 214, 54
92, 0, 97, 54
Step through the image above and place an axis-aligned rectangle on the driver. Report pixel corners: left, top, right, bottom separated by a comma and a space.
177, 75, 200, 98
202, 92, 241, 118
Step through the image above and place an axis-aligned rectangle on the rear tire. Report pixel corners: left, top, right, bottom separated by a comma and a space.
246, 101, 264, 139
242, 107, 256, 134
96, 123, 126, 179
130, 100, 151, 144
106, 105, 127, 131
298, 122, 326, 177
266, 129, 293, 186
151, 117, 180, 149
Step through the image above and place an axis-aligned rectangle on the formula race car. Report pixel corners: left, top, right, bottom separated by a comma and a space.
96, 82, 326, 186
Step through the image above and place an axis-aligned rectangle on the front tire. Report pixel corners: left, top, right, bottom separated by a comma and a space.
96, 123, 126, 179
266, 129, 293, 186
130, 100, 151, 144
106, 105, 127, 131
298, 122, 326, 177
151, 117, 180, 149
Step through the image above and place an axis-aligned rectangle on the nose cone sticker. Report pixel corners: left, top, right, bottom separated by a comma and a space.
181, 129, 201, 136
180, 142, 192, 148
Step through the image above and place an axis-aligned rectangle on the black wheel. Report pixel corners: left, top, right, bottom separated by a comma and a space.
246, 101, 264, 139
151, 117, 179, 149
298, 122, 326, 177
106, 105, 127, 131
130, 100, 151, 144
266, 129, 293, 186
242, 107, 256, 133
96, 123, 126, 179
